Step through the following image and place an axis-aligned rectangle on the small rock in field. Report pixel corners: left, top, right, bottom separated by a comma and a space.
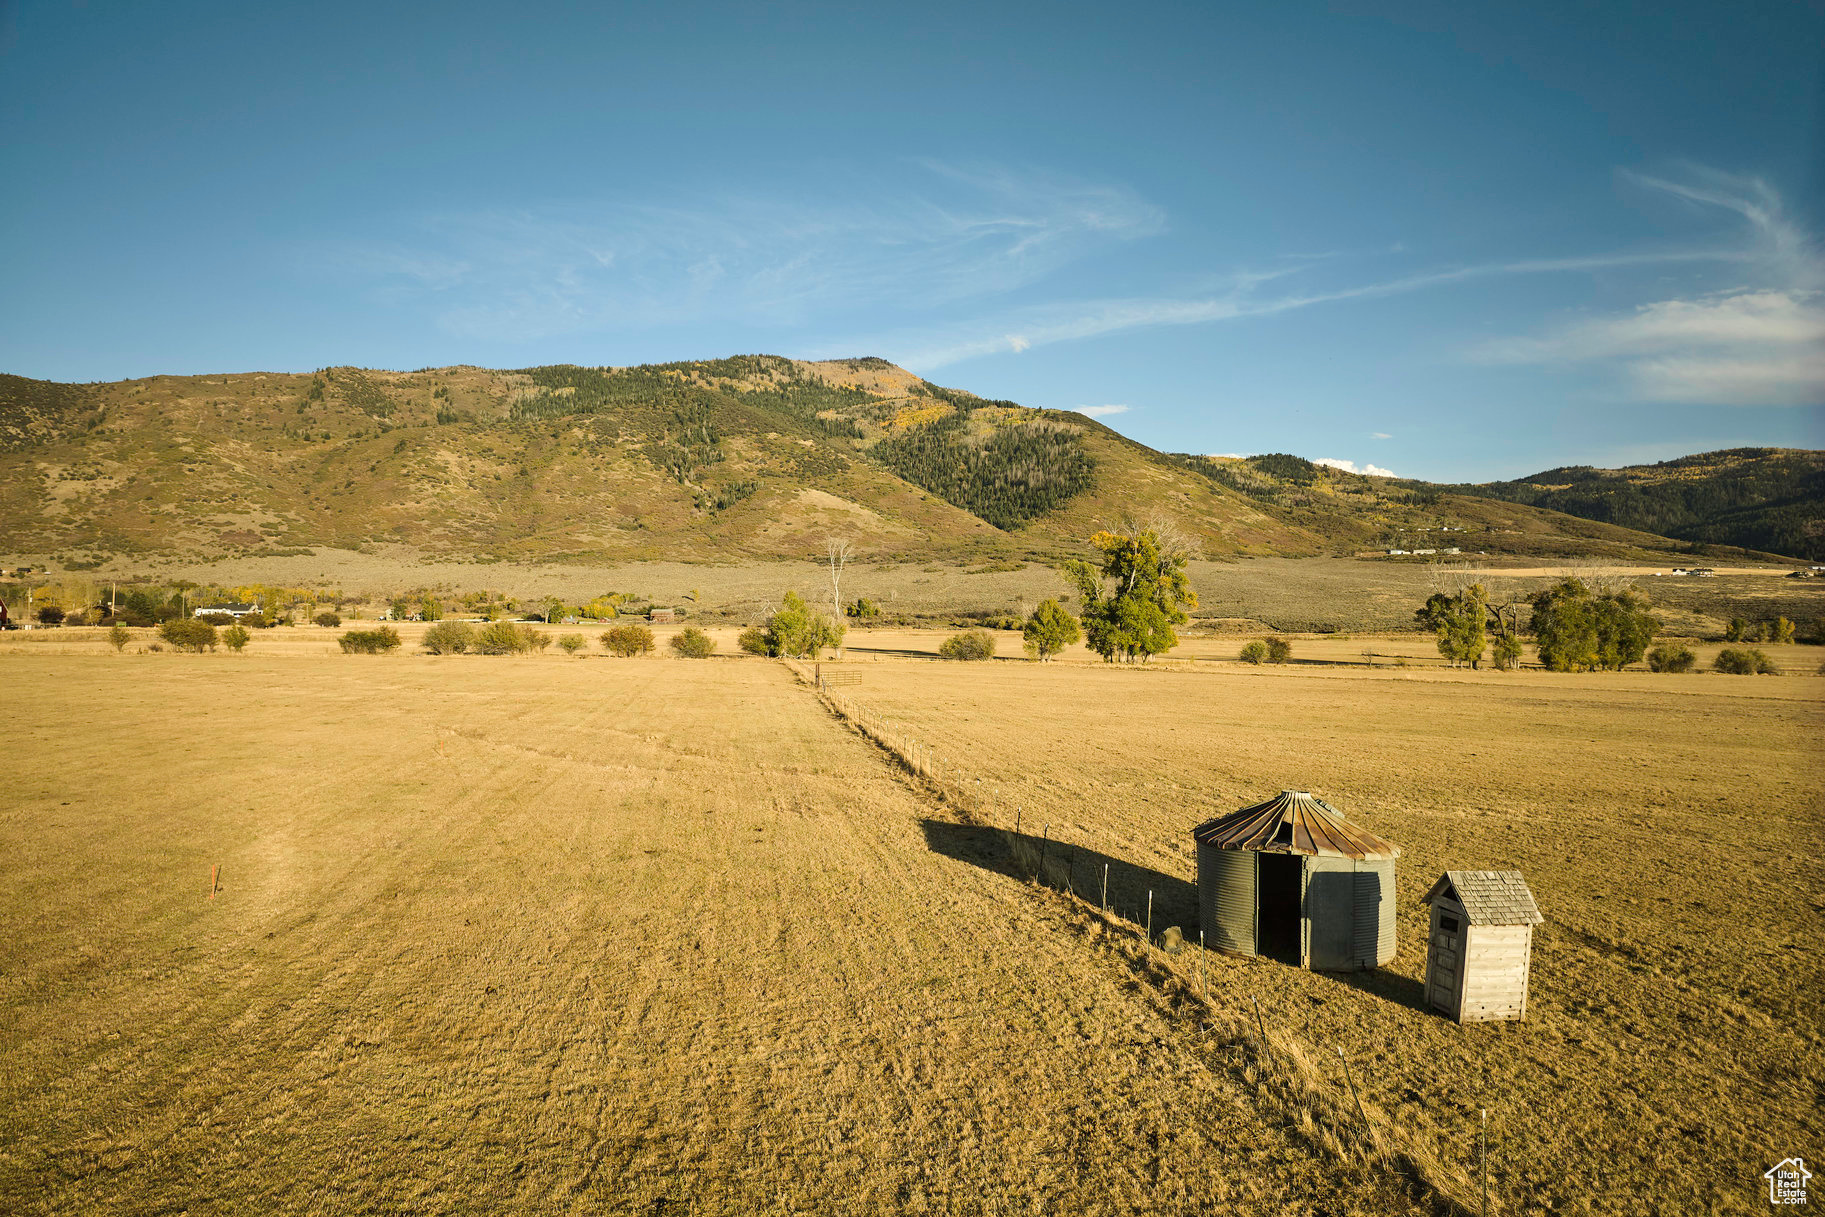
1159, 926, 1185, 954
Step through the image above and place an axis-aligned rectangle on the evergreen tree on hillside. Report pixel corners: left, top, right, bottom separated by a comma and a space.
871, 415, 1094, 528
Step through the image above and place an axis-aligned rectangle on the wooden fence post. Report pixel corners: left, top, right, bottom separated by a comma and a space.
1480, 1108, 1488, 1217
1337, 1046, 1372, 1145
1101, 863, 1108, 913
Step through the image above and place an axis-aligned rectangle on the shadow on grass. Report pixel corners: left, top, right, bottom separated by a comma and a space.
921, 819, 1429, 1008
842, 644, 934, 660
1333, 963, 1429, 1011
918, 819, 1199, 933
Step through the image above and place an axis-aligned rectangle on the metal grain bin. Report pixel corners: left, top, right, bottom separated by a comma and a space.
1192, 790, 1399, 971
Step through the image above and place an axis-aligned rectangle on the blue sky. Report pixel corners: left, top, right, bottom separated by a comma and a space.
2, 0, 1820, 480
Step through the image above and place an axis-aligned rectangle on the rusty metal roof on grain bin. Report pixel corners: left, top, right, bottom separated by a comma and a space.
1422, 870, 1543, 925
1191, 790, 1400, 860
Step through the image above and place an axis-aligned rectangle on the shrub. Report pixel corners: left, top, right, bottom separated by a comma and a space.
1724, 617, 1749, 642
423, 620, 477, 654
474, 621, 532, 654
602, 624, 655, 657
1646, 643, 1696, 673
313, 611, 342, 628
669, 627, 716, 658
200, 612, 236, 626
1239, 640, 1269, 664
1264, 637, 1292, 664
158, 618, 218, 652
762, 591, 844, 658
525, 628, 551, 651
558, 633, 586, 655
738, 626, 772, 656
939, 628, 997, 661
36, 606, 65, 626
339, 627, 401, 654
221, 624, 251, 652
1491, 634, 1523, 670
1714, 647, 1777, 675
1770, 616, 1795, 644
108, 623, 131, 652
420, 597, 444, 622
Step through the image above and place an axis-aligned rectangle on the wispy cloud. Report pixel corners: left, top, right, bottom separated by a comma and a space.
326, 162, 1164, 342
1370, 431, 1393, 440
887, 242, 1751, 369
1315, 457, 1398, 477
1472, 170, 1824, 406
1078, 404, 1130, 418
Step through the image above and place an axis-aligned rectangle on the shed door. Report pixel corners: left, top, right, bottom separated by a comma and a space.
1426, 903, 1464, 1014
1203, 846, 1256, 956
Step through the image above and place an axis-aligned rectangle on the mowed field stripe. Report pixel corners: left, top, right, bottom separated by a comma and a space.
1, 653, 1412, 1216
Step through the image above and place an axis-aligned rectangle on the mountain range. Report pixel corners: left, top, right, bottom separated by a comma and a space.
1, 357, 1814, 566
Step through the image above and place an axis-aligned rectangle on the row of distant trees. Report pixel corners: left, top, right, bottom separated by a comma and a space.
1416, 577, 1662, 671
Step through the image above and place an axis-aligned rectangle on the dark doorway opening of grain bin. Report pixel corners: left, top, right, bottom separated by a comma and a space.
1257, 854, 1303, 964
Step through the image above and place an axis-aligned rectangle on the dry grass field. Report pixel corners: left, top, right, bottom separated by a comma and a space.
2, 633, 1819, 1215
4, 646, 1426, 1217
829, 655, 1825, 1215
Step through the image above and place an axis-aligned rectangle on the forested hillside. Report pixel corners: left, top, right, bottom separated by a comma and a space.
1450, 449, 1825, 561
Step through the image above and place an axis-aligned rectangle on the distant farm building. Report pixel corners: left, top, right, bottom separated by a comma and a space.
1421, 870, 1543, 1023
1192, 790, 1399, 971
193, 603, 262, 619
649, 607, 679, 623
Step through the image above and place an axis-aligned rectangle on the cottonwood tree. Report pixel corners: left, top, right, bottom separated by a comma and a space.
1529, 578, 1658, 671
1022, 598, 1081, 660
1062, 526, 1197, 663
1415, 583, 1489, 667
765, 590, 845, 659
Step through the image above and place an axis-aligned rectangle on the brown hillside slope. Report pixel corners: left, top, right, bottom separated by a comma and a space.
0, 360, 1709, 565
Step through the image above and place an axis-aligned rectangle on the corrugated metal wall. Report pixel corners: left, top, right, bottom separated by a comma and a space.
1353, 859, 1397, 968
1304, 856, 1357, 970
1198, 844, 1256, 955
1195, 848, 1396, 970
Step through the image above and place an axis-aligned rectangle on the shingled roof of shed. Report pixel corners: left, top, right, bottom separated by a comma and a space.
1422, 870, 1543, 925
1191, 790, 1400, 861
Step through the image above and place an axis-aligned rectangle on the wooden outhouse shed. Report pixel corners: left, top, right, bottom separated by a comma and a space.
1421, 871, 1543, 1023
1192, 790, 1399, 971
